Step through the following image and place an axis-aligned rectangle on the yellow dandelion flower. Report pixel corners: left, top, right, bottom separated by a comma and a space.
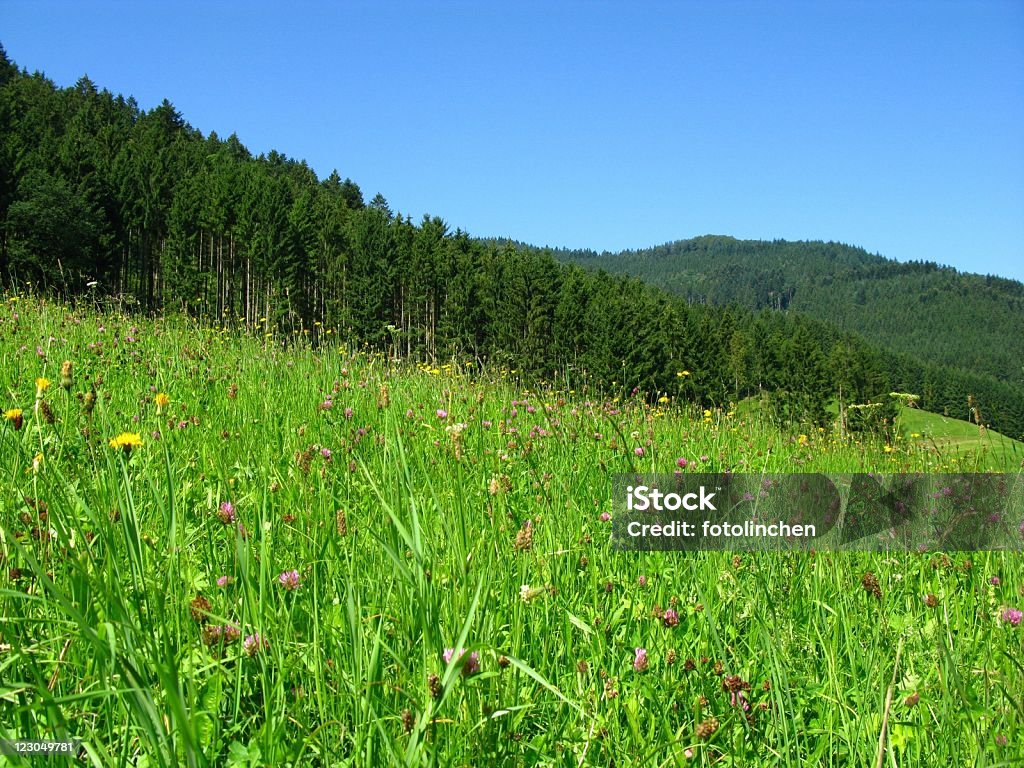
109, 432, 143, 454
154, 392, 170, 414
35, 377, 51, 398
4, 408, 24, 430
658, 396, 670, 404
677, 370, 691, 377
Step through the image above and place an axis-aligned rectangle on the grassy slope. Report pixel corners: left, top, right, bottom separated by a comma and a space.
899, 406, 1024, 472
0, 295, 1021, 767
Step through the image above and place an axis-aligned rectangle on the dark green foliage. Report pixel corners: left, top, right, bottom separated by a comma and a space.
552, 234, 1024, 383
553, 236, 1024, 425
2, 51, 1023, 438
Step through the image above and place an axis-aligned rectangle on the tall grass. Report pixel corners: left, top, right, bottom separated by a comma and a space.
0, 295, 1021, 766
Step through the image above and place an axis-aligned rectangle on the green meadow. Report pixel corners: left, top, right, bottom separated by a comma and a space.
1, 296, 1022, 767
897, 406, 1024, 472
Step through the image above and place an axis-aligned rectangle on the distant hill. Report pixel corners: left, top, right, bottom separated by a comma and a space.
549, 236, 1024, 386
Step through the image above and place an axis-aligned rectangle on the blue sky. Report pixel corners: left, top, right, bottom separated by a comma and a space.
4, 1, 1023, 280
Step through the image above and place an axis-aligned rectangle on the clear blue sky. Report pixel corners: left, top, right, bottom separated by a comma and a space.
4, 1, 1023, 280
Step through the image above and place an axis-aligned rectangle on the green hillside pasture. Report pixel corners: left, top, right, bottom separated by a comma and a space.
899, 406, 1024, 472
0, 296, 1022, 767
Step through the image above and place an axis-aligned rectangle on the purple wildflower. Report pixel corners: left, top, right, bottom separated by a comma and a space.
633, 647, 649, 672
436, 409, 448, 420
243, 633, 266, 656
731, 690, 750, 711
278, 570, 301, 591
663, 608, 680, 628
443, 647, 480, 676
222, 624, 240, 643
217, 501, 236, 525
1001, 607, 1022, 626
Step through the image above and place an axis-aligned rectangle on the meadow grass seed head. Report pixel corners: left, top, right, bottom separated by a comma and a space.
39, 399, 55, 424
862, 571, 882, 600
695, 717, 719, 740
514, 520, 534, 551
59, 360, 73, 390
201, 624, 222, 647
428, 673, 442, 699
190, 595, 212, 623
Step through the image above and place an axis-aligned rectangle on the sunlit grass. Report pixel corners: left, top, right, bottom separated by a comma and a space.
1, 295, 1021, 766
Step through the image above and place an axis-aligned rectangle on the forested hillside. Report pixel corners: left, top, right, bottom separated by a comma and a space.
551, 236, 1024, 385
2, 46, 1023, 438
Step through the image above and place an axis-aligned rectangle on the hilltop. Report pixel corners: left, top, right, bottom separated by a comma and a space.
549, 236, 1024, 386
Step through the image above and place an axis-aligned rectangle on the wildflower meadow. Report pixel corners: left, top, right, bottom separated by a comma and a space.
1, 296, 1022, 766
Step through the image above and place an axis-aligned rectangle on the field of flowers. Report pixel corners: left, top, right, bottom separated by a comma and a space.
1, 295, 1022, 767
